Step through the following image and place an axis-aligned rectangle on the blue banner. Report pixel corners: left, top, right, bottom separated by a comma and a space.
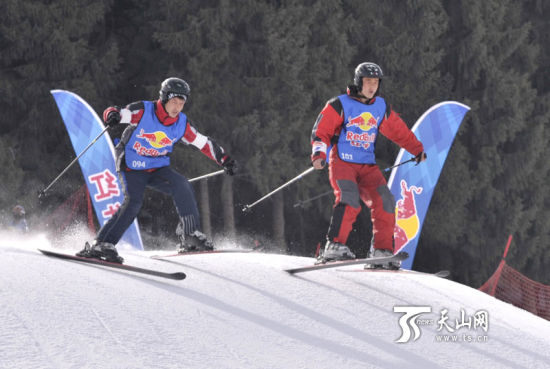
388, 101, 470, 269
51, 90, 143, 250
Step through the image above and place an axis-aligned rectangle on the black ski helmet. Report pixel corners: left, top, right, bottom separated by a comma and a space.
159, 77, 191, 103
353, 62, 383, 88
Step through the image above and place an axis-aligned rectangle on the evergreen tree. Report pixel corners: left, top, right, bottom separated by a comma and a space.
0, 136, 25, 215
0, 0, 119, 220
514, 0, 550, 283
420, 0, 545, 285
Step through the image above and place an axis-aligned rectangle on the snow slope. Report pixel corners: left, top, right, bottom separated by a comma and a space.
1, 234, 550, 369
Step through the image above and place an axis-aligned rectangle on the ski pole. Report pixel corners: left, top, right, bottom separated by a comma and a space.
188, 169, 225, 183
242, 167, 315, 212
293, 190, 333, 208
38, 126, 110, 198
383, 157, 417, 172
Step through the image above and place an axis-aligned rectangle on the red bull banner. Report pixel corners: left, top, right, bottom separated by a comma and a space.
51, 90, 143, 250
388, 101, 470, 269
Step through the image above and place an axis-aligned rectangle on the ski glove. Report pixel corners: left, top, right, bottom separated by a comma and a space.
221, 156, 237, 176
103, 106, 121, 127
312, 158, 326, 170
415, 151, 427, 164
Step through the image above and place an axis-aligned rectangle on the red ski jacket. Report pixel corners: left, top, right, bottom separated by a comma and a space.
311, 92, 423, 163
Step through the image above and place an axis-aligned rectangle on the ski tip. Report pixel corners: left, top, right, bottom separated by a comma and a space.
38, 248, 59, 257
435, 270, 450, 278
396, 251, 409, 260
171, 272, 187, 280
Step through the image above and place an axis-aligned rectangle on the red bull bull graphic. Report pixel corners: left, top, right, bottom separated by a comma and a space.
394, 180, 423, 250
134, 129, 173, 156
388, 101, 470, 269
51, 90, 143, 250
347, 112, 379, 131
136, 129, 174, 148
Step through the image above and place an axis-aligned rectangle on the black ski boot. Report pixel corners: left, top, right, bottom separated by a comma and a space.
178, 230, 214, 253
76, 241, 124, 264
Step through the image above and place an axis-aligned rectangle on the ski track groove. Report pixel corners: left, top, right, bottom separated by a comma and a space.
0, 302, 58, 369
91, 308, 124, 346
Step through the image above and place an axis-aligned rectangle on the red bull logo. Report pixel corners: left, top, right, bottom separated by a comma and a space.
136, 129, 174, 148
394, 180, 423, 250
347, 112, 378, 131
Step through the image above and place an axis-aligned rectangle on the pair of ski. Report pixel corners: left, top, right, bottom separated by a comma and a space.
37, 247, 259, 281
285, 251, 408, 274
38, 249, 187, 280
284, 251, 450, 278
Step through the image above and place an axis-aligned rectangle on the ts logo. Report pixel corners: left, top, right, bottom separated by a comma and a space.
393, 306, 432, 343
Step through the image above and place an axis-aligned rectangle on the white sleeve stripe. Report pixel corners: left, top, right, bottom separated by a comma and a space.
312, 141, 327, 155
205, 141, 216, 158
120, 108, 132, 123
192, 132, 208, 149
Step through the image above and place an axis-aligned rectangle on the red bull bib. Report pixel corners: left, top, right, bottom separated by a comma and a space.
125, 101, 187, 170
336, 94, 386, 164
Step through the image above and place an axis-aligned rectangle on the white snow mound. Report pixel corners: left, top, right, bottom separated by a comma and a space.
1, 234, 549, 369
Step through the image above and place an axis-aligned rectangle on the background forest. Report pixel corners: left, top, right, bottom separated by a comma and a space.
0, 0, 548, 287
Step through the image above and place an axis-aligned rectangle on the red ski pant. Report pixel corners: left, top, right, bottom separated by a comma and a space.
327, 155, 395, 251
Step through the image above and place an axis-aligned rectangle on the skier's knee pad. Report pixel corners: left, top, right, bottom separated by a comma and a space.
336, 180, 360, 208
377, 185, 395, 214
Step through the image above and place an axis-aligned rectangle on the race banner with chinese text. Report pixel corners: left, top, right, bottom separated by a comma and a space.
51, 90, 143, 250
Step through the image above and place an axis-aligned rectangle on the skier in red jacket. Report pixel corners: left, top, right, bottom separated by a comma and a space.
311, 62, 426, 268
